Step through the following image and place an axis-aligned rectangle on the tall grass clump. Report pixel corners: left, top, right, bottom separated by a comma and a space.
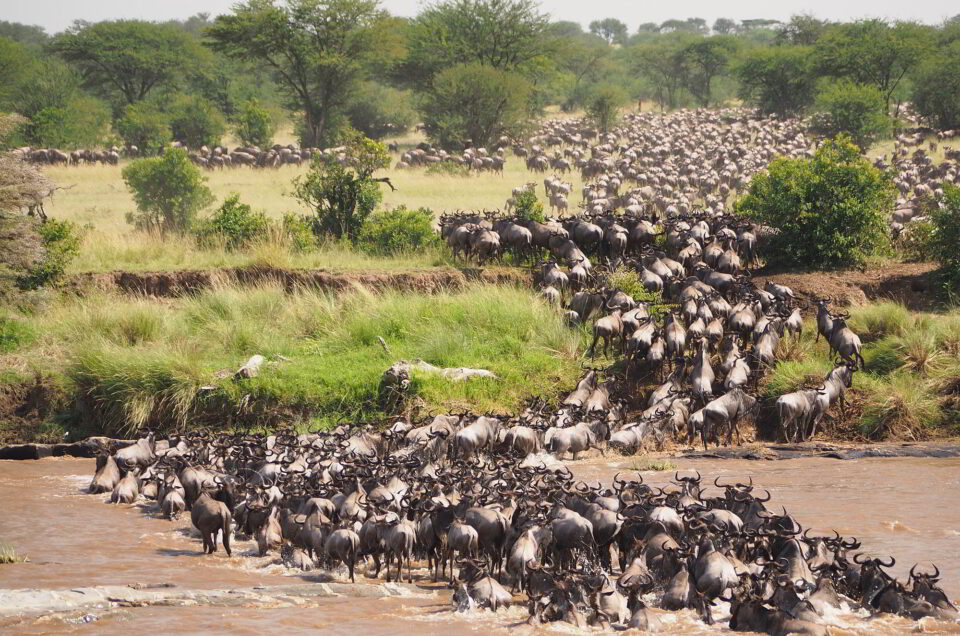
0, 542, 26, 564
859, 372, 942, 440
848, 301, 911, 342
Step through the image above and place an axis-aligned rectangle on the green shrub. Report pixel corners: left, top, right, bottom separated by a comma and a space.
281, 214, 319, 252
292, 134, 389, 241
420, 63, 534, 150
168, 94, 227, 148
193, 194, 269, 250
356, 206, 440, 255
116, 102, 171, 155
233, 98, 274, 148
810, 80, 891, 149
122, 148, 215, 234
513, 190, 546, 223
585, 84, 628, 134
0, 313, 34, 353
927, 185, 960, 296
736, 135, 894, 269
15, 219, 82, 290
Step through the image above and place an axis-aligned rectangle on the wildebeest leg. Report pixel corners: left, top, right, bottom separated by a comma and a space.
222, 520, 231, 557
349, 549, 356, 583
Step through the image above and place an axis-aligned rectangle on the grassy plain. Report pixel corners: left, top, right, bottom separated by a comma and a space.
43, 127, 586, 274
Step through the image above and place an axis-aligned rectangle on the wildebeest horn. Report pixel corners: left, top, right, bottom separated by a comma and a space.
755, 489, 771, 502
879, 556, 895, 568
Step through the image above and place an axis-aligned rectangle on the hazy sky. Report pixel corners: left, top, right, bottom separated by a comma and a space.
6, 0, 958, 35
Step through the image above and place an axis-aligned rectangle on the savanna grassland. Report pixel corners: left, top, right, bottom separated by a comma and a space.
43, 128, 587, 274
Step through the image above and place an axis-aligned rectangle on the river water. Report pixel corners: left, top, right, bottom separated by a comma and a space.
0, 455, 957, 635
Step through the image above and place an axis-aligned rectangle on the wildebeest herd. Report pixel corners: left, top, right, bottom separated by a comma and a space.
87, 422, 957, 632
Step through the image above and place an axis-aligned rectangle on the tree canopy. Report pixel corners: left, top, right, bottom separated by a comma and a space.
51, 20, 201, 106
401, 0, 553, 84
208, 0, 388, 147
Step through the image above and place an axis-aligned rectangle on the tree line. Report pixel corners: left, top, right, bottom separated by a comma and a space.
1, 3, 959, 153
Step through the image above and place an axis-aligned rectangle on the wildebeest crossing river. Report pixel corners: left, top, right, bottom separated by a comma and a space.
0, 454, 957, 635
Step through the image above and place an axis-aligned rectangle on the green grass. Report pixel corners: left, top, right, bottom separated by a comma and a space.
3, 282, 585, 436
848, 301, 912, 342
0, 542, 26, 564
0, 312, 34, 353
859, 372, 943, 440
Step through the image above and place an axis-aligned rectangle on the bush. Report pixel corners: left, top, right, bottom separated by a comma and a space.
116, 102, 171, 155
810, 81, 891, 149
911, 42, 960, 130
281, 214, 319, 252
292, 134, 390, 241
122, 148, 215, 233
193, 194, 269, 250
233, 98, 274, 148
168, 94, 227, 148
346, 82, 416, 140
18, 95, 110, 149
894, 219, 935, 262
513, 190, 546, 223
356, 206, 440, 255
15, 219, 82, 290
736, 135, 894, 269
927, 185, 960, 296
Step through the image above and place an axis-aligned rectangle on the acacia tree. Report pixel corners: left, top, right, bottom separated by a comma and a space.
735, 46, 816, 117
815, 19, 932, 111
631, 36, 691, 110
680, 36, 738, 107
51, 20, 199, 106
589, 18, 628, 45
911, 42, 960, 130
419, 63, 532, 149
402, 0, 553, 84
208, 0, 388, 147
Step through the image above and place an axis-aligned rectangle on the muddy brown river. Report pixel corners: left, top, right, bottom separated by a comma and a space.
1, 455, 958, 634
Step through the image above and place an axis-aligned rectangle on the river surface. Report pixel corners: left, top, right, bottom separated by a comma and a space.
0, 455, 958, 635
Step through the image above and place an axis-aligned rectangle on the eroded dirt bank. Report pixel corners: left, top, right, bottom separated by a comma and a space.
68, 265, 532, 297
